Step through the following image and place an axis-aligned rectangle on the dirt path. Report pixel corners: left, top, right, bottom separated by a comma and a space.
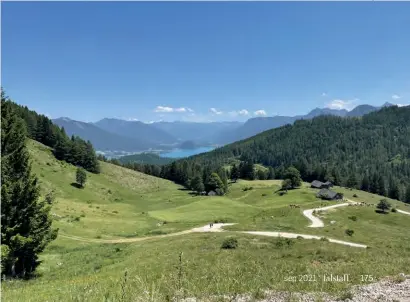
243, 231, 367, 248
60, 223, 236, 244
60, 199, 407, 248
303, 203, 352, 228
398, 209, 410, 216
60, 222, 367, 248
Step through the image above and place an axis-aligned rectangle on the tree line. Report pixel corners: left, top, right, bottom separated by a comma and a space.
1, 90, 100, 173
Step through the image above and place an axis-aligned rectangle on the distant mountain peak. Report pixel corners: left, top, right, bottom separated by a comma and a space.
381, 102, 395, 108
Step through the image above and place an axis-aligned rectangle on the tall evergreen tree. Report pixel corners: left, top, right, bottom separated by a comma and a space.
230, 164, 239, 182
346, 172, 358, 189
1, 100, 58, 278
388, 178, 400, 200
360, 174, 370, 192
190, 175, 205, 194
405, 185, 410, 204
377, 176, 386, 196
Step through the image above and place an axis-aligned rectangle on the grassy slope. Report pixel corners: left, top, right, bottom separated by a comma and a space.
2, 140, 410, 301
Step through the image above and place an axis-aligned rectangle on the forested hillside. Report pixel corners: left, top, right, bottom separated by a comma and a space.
1, 90, 100, 173
153, 106, 410, 202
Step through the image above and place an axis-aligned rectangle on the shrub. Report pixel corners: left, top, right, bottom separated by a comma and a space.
391, 208, 397, 213
320, 237, 329, 241
377, 199, 391, 213
279, 191, 287, 196
275, 237, 294, 248
221, 237, 238, 249
353, 194, 358, 197
345, 229, 354, 236
348, 215, 357, 221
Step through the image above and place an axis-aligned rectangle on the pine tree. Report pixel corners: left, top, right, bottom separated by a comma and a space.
377, 176, 386, 196
346, 172, 358, 189
230, 164, 239, 182
1, 100, 58, 278
405, 185, 410, 204
388, 178, 400, 200
268, 166, 275, 180
360, 174, 370, 192
190, 175, 205, 194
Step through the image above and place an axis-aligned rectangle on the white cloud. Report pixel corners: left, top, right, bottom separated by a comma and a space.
326, 99, 358, 110
126, 117, 139, 121
228, 109, 249, 117
322, 92, 327, 97
392, 94, 401, 100
210, 108, 223, 115
154, 106, 193, 113
396, 103, 409, 107
155, 106, 174, 113
254, 109, 267, 116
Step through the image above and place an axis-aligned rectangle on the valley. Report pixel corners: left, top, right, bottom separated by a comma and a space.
2, 139, 410, 301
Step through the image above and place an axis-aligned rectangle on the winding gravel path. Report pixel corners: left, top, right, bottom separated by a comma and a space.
60, 199, 408, 249
60, 222, 367, 248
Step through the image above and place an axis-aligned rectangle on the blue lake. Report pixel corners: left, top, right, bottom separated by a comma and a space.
160, 147, 215, 158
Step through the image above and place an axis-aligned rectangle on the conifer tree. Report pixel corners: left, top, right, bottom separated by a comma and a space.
1, 99, 58, 278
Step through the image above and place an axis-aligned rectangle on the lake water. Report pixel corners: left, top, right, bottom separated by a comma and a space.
160, 147, 215, 158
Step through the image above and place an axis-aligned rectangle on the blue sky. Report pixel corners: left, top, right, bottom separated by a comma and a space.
2, 2, 409, 123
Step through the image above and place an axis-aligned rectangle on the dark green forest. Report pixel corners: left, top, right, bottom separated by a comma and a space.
126, 106, 410, 202
1, 90, 100, 174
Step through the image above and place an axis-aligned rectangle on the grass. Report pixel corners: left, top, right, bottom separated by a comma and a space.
2, 140, 409, 301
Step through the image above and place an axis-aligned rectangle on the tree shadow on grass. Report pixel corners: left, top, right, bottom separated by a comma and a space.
375, 210, 389, 214
70, 183, 83, 189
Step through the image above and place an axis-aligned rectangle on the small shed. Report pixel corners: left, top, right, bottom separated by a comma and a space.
316, 189, 343, 200
311, 180, 333, 189
207, 190, 216, 196
323, 181, 334, 188
311, 180, 323, 189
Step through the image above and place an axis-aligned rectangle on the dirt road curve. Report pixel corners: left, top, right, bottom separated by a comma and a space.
303, 202, 353, 228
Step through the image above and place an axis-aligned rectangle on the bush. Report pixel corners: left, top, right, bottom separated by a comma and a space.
348, 215, 357, 221
353, 194, 358, 197
221, 237, 238, 249
279, 191, 287, 196
214, 218, 228, 223
345, 229, 354, 236
391, 208, 397, 213
320, 237, 329, 241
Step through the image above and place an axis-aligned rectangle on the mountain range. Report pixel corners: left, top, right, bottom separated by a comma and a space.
52, 102, 394, 153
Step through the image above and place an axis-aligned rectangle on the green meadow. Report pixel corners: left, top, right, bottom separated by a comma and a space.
2, 140, 410, 301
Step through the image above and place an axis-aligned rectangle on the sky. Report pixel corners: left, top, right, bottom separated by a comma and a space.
2, 2, 410, 123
